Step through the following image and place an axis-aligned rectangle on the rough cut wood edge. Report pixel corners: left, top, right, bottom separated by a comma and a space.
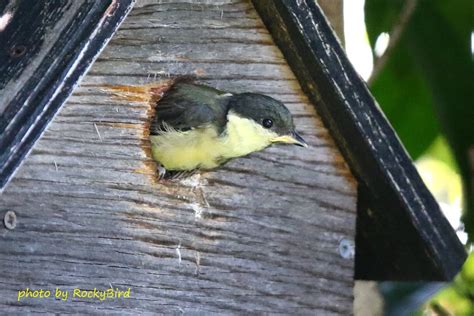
316, 0, 344, 45
0, 0, 356, 314
252, 0, 466, 280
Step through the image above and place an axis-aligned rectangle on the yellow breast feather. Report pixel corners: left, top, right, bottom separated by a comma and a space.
150, 112, 278, 171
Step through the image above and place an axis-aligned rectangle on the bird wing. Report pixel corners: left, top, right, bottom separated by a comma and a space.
151, 82, 230, 135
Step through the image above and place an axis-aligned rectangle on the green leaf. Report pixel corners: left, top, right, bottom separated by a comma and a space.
365, 0, 440, 160
369, 45, 440, 159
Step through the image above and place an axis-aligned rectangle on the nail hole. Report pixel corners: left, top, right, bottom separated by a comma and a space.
9, 45, 26, 58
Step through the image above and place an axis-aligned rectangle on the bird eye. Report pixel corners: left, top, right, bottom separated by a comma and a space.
262, 118, 273, 128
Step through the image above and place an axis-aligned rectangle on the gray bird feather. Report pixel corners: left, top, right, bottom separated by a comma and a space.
151, 82, 231, 135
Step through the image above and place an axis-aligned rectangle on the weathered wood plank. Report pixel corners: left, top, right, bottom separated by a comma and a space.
0, 0, 356, 314
0, 0, 134, 189
316, 0, 344, 44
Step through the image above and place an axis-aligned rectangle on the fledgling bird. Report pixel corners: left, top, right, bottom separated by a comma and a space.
150, 80, 307, 180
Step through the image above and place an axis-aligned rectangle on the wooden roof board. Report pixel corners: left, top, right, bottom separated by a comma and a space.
252, 0, 466, 280
0, 0, 135, 191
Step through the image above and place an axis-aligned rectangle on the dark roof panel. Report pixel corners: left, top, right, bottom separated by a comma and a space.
0, 0, 134, 190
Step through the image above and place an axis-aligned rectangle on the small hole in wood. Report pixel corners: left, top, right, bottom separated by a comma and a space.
9, 45, 27, 58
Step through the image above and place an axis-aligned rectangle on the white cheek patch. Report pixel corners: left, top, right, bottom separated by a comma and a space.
227, 112, 277, 139
224, 111, 278, 155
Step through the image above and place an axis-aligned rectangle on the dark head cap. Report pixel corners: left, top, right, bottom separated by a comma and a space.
228, 93, 307, 147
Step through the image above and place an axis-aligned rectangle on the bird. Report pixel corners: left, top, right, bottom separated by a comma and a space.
150, 79, 308, 180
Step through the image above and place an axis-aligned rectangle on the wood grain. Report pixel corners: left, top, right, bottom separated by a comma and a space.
316, 0, 344, 44
0, 0, 134, 190
0, 0, 357, 314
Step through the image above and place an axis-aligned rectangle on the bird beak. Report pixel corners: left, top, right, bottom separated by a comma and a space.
272, 131, 308, 148
291, 131, 308, 147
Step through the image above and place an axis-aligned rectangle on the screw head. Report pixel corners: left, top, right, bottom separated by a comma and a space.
339, 238, 355, 259
4, 211, 17, 230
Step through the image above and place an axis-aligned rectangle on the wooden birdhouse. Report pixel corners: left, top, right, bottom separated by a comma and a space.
0, 0, 466, 314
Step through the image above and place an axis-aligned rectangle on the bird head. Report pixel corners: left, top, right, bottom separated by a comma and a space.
227, 93, 308, 148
